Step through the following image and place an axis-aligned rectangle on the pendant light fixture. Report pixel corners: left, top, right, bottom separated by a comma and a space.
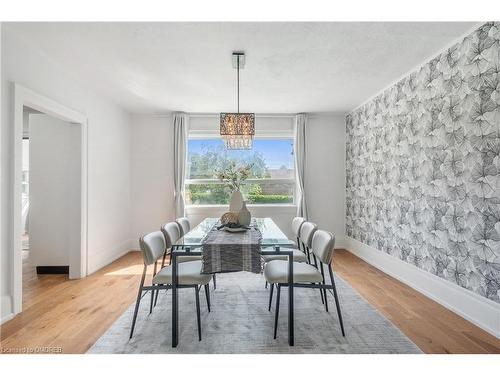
220, 52, 255, 150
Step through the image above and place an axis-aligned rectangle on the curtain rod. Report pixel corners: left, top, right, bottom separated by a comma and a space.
187, 113, 297, 119
145, 112, 345, 119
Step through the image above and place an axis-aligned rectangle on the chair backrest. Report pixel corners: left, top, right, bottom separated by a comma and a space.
176, 217, 191, 237
299, 221, 317, 248
311, 230, 335, 265
291, 217, 305, 237
140, 231, 166, 265
161, 222, 181, 249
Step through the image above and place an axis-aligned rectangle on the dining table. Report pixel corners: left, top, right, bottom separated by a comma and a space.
170, 217, 297, 347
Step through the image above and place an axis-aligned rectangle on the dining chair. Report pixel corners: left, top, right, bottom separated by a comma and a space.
262, 217, 305, 294
264, 216, 306, 282
263, 229, 345, 339
265, 221, 319, 310
296, 221, 323, 304
291, 216, 306, 247
129, 231, 212, 340
155, 222, 203, 305
162, 221, 217, 290
263, 217, 306, 266
176, 217, 191, 237
298, 221, 318, 264
161, 222, 202, 265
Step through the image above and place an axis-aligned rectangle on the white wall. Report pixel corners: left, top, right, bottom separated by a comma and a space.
1, 27, 133, 322
130, 113, 346, 247
29, 114, 81, 270
130, 114, 175, 242
306, 114, 346, 247
0, 22, 7, 323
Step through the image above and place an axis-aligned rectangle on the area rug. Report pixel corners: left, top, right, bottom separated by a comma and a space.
88, 272, 422, 354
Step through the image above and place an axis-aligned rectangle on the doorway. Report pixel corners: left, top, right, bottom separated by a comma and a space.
21, 110, 82, 301
12, 84, 88, 314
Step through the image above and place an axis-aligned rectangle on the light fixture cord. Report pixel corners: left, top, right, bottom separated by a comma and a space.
237, 55, 240, 113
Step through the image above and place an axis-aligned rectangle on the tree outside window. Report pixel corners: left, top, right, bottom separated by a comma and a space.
186, 139, 294, 205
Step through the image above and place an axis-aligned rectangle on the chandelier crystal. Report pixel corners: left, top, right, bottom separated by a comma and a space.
220, 52, 255, 150
220, 112, 255, 150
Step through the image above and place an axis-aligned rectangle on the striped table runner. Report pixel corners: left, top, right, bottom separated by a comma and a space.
201, 220, 263, 274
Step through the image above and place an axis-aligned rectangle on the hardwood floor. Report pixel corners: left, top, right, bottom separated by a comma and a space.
1, 251, 150, 354
1, 250, 499, 354
333, 250, 500, 354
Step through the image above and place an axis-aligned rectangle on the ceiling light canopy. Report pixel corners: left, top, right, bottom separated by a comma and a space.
220, 52, 255, 150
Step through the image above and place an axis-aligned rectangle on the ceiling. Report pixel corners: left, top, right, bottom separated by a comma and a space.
6, 22, 478, 114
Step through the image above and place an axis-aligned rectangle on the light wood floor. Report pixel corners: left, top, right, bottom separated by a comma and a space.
333, 250, 499, 354
1, 250, 499, 354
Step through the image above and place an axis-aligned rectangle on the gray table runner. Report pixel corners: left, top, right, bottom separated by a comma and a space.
201, 220, 263, 274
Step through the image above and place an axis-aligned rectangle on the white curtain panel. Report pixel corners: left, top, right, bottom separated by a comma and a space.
173, 112, 188, 218
294, 113, 308, 219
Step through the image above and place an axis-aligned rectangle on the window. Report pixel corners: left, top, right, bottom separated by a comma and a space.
186, 138, 295, 205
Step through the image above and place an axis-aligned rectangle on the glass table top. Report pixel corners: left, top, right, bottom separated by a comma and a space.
173, 217, 295, 248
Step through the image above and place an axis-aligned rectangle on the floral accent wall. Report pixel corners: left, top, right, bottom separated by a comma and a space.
345, 22, 500, 303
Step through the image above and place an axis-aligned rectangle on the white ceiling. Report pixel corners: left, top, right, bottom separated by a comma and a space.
6, 22, 478, 114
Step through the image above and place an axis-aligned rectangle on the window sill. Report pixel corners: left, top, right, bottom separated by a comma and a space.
186, 204, 297, 211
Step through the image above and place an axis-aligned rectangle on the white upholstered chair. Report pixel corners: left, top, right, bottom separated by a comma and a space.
298, 221, 317, 264
175, 217, 191, 237
262, 217, 310, 264
163, 220, 217, 290
265, 221, 320, 310
291, 216, 306, 246
129, 231, 211, 340
261, 247, 307, 263
264, 229, 345, 339
161, 222, 202, 265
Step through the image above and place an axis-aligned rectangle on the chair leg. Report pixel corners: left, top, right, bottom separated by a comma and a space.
149, 288, 154, 314
302, 242, 308, 264
213, 273, 217, 289
130, 265, 147, 339
312, 283, 324, 305
273, 285, 281, 339
320, 264, 329, 312
161, 250, 167, 268
195, 286, 202, 341
302, 242, 311, 264
154, 287, 160, 307
204, 284, 211, 312
268, 283, 274, 311
312, 255, 324, 304
265, 281, 268, 289
323, 287, 329, 312
329, 265, 345, 337
150, 261, 159, 313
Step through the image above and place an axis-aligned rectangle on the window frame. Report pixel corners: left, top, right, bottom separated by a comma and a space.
185, 136, 296, 207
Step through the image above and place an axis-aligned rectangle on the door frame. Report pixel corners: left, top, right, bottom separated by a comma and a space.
11, 83, 88, 314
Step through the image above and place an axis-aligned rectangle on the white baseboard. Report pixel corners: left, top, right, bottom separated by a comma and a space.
1, 313, 14, 325
334, 235, 346, 249
1, 294, 13, 325
87, 238, 136, 275
345, 236, 500, 339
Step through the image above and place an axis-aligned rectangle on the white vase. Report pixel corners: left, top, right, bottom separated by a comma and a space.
238, 201, 251, 226
229, 190, 243, 212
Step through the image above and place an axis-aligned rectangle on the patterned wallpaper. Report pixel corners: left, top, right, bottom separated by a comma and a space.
345, 22, 500, 303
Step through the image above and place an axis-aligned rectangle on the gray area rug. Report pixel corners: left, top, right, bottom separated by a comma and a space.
89, 272, 422, 354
